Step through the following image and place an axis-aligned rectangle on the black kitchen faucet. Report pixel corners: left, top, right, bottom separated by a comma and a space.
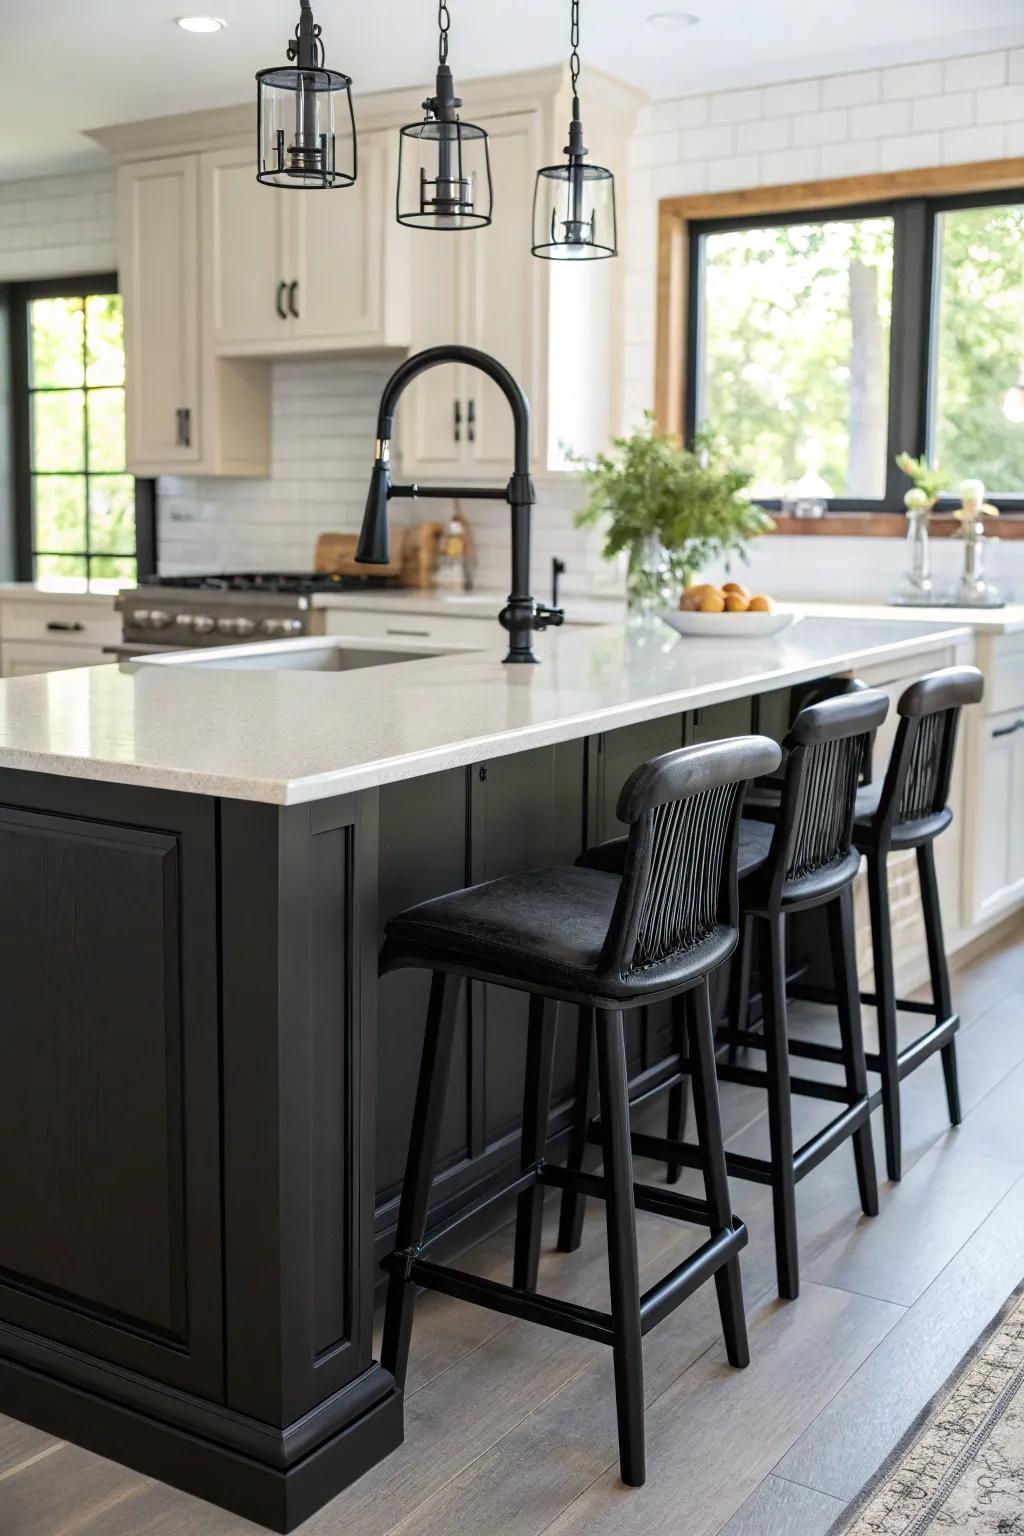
355, 345, 564, 663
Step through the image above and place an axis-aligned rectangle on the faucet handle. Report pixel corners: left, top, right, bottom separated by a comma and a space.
534, 603, 565, 631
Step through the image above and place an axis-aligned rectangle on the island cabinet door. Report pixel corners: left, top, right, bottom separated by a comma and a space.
0, 774, 223, 1401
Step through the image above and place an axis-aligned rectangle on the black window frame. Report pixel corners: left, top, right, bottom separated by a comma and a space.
685, 186, 1024, 515
9, 273, 155, 584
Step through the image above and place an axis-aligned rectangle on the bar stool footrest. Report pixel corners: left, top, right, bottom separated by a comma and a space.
542, 1163, 715, 1227
385, 1253, 617, 1345
639, 1220, 747, 1335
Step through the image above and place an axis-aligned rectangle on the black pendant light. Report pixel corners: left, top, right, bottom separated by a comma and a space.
256, 0, 357, 189
396, 3, 493, 230
532, 0, 617, 260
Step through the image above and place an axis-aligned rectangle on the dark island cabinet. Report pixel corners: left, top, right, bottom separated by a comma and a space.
0, 771, 223, 1399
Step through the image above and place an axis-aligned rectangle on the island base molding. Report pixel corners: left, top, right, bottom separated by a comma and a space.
0, 1337, 402, 1533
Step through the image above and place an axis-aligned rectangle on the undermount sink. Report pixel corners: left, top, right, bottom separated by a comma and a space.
133, 636, 463, 673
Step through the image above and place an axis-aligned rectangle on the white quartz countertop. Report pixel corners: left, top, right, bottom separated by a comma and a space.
0, 615, 969, 806
791, 599, 1024, 635
312, 587, 623, 626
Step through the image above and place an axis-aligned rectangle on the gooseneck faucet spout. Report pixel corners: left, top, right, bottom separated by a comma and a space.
355, 345, 564, 663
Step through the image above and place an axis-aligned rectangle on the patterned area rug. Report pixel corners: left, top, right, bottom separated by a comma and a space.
832, 1283, 1024, 1534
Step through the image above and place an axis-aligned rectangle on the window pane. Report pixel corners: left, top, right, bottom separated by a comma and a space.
33, 475, 87, 552
930, 202, 1024, 495
89, 476, 136, 554
697, 216, 894, 499
30, 298, 84, 388
88, 556, 137, 583
32, 389, 85, 471
87, 388, 126, 471
85, 295, 125, 386
35, 554, 88, 581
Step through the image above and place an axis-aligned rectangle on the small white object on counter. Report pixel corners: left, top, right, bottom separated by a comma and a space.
0, 615, 968, 805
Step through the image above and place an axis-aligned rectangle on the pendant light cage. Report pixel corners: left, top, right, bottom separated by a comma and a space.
257, 2, 357, 189
532, 0, 617, 260
396, 3, 493, 230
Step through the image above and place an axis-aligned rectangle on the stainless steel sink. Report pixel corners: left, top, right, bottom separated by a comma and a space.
132, 636, 468, 673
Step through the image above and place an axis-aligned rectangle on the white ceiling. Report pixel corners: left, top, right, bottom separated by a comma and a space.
3, 0, 1023, 182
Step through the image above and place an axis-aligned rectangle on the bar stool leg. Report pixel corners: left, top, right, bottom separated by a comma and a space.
513, 996, 559, 1291
726, 914, 753, 1067
557, 1007, 595, 1254
758, 912, 800, 1301
596, 1008, 646, 1488
688, 976, 749, 1368
918, 841, 961, 1127
381, 970, 462, 1392
665, 994, 689, 1185
828, 886, 880, 1218
867, 851, 902, 1181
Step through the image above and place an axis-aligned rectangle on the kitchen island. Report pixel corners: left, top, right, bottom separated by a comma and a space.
0, 615, 970, 1531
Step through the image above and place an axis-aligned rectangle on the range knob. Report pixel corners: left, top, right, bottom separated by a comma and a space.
261, 618, 304, 638
147, 609, 171, 630
192, 615, 217, 636
217, 616, 257, 637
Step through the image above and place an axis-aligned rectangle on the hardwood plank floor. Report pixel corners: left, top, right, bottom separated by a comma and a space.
1, 924, 1021, 1536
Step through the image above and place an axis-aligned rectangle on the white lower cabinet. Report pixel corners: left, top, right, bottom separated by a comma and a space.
975, 707, 1024, 920
1, 642, 111, 677
0, 596, 119, 678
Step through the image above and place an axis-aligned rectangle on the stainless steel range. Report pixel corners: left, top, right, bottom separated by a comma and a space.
113, 572, 398, 657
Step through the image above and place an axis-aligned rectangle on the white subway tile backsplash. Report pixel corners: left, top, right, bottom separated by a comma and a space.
760, 147, 820, 184
645, 96, 710, 132
680, 125, 736, 161
882, 61, 943, 100
944, 52, 1006, 93
911, 92, 973, 132
822, 70, 881, 109
711, 88, 764, 125
942, 123, 1006, 163
881, 132, 942, 171
819, 140, 883, 177
792, 108, 849, 148
975, 83, 1024, 124
737, 118, 789, 154
848, 99, 912, 140
630, 131, 679, 168
762, 79, 821, 117
1010, 49, 1024, 85
707, 154, 762, 191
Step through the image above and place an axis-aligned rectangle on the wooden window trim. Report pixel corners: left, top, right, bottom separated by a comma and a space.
655, 156, 1024, 539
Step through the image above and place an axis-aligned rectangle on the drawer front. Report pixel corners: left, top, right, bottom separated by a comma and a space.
988, 633, 1024, 716
323, 608, 499, 649
0, 600, 120, 649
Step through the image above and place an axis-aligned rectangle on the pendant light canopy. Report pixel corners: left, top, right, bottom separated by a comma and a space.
532, 0, 617, 261
257, 0, 356, 189
397, 3, 493, 230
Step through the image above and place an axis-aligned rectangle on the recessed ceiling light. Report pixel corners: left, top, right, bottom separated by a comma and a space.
176, 15, 227, 33
646, 11, 700, 26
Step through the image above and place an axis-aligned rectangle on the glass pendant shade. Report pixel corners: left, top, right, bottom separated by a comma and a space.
397, 116, 492, 230
257, 64, 356, 188
532, 159, 616, 259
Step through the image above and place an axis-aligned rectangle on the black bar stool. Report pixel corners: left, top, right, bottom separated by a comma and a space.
793, 665, 984, 1181
567, 690, 888, 1301
378, 734, 781, 1486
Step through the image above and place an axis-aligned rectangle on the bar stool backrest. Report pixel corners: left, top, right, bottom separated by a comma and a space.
601, 735, 782, 978
768, 690, 890, 898
877, 666, 984, 836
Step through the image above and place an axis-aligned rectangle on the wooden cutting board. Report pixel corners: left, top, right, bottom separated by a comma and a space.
314, 531, 405, 579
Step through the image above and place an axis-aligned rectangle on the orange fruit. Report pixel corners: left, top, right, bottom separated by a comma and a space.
724, 592, 750, 612
748, 594, 775, 612
680, 583, 713, 611
723, 581, 750, 599
699, 592, 726, 613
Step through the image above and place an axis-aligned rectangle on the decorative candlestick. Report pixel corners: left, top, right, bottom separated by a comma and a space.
954, 479, 1001, 608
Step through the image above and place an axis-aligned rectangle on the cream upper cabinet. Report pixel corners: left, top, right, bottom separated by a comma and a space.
203, 146, 287, 350
396, 112, 541, 481
204, 131, 409, 357
119, 157, 202, 472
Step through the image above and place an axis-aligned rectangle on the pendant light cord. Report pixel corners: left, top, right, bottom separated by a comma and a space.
438, 1, 450, 66
570, 0, 581, 101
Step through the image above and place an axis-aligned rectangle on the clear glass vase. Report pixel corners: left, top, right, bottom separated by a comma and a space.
895, 509, 934, 604
626, 535, 676, 628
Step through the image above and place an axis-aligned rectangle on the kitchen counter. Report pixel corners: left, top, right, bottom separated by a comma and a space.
0, 609, 972, 1532
312, 586, 625, 626
0, 614, 969, 805
791, 599, 1024, 635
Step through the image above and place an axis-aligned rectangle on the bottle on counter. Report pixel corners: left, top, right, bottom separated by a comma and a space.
434, 509, 474, 592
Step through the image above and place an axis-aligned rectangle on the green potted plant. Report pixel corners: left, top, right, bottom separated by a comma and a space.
568, 414, 774, 620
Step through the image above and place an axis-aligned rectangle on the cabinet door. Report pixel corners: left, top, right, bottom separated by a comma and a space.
203, 145, 289, 351
1, 641, 110, 677
464, 113, 541, 476
290, 132, 387, 346
394, 230, 465, 478
978, 712, 1024, 914
119, 156, 201, 471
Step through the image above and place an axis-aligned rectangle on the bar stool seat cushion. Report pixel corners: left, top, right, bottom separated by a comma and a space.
852, 783, 953, 850
381, 864, 737, 1004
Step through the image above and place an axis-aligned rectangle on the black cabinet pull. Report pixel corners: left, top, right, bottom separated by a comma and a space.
276, 280, 288, 320
288, 280, 299, 319
992, 719, 1024, 738
386, 627, 431, 639
467, 398, 476, 443
453, 400, 462, 443
175, 407, 191, 448
46, 621, 85, 633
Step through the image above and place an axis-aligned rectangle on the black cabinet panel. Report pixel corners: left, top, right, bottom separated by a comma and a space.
0, 783, 222, 1400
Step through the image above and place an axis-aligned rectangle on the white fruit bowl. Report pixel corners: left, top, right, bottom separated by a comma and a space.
658, 607, 798, 639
